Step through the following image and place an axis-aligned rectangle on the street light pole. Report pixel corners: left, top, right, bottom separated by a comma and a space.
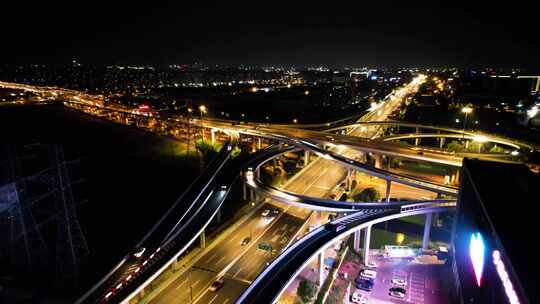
187, 107, 193, 156
461, 106, 473, 140
199, 105, 207, 142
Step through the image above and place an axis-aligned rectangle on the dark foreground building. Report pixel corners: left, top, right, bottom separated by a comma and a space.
451, 158, 539, 304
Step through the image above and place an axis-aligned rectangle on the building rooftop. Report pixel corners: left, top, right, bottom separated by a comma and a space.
462, 158, 540, 301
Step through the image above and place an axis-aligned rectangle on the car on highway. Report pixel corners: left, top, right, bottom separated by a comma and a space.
241, 237, 251, 246
272, 208, 280, 215
331, 224, 346, 232
246, 167, 254, 180
391, 278, 407, 287
220, 185, 228, 191
132, 247, 146, 258
359, 269, 377, 279
258, 242, 272, 252
350, 291, 367, 304
209, 278, 224, 292
261, 209, 270, 217
389, 287, 406, 299
355, 276, 374, 291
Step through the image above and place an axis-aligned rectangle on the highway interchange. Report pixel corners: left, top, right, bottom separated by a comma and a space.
1, 76, 535, 304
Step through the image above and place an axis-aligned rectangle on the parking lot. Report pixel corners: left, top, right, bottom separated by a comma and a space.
342, 252, 450, 304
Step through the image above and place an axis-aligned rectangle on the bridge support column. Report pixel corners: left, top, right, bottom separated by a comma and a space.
422, 213, 433, 250
216, 207, 222, 224
304, 150, 310, 167
211, 129, 216, 146
414, 127, 421, 146
243, 182, 247, 200
385, 178, 391, 202
439, 137, 445, 149
200, 230, 206, 249
374, 154, 383, 169
363, 225, 372, 265
318, 251, 325, 287
354, 230, 361, 252
250, 188, 255, 201
258, 137, 262, 150
347, 168, 353, 192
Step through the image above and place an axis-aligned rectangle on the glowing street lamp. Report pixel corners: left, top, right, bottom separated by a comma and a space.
199, 105, 207, 141
461, 106, 473, 136
199, 105, 207, 118
473, 135, 488, 153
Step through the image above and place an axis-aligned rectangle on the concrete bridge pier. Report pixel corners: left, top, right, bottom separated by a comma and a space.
200, 229, 206, 249
385, 178, 392, 202
374, 154, 383, 169
363, 225, 372, 265
211, 129, 216, 145
258, 137, 262, 150
243, 182, 247, 200
439, 137, 445, 149
414, 127, 421, 146
216, 207, 222, 224
318, 251, 325, 287
422, 213, 433, 250
304, 150, 310, 167
346, 168, 353, 192
353, 230, 361, 252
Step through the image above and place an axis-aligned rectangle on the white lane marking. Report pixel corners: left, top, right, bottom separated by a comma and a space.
222, 298, 230, 304
302, 167, 329, 194
192, 279, 201, 287
233, 267, 243, 278
207, 252, 218, 262
175, 279, 188, 290
215, 255, 227, 266
208, 294, 219, 304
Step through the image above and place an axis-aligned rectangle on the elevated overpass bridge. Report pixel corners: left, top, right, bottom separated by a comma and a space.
1, 79, 536, 303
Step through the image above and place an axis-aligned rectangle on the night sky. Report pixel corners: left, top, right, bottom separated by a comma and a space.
3, 1, 540, 67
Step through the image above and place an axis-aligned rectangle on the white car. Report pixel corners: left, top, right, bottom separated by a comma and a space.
359, 269, 377, 279
366, 261, 377, 268
261, 209, 270, 217
391, 278, 407, 287
389, 287, 406, 299
350, 291, 367, 304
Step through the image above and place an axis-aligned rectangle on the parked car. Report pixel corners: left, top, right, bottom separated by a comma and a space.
389, 287, 406, 299
355, 277, 374, 291
366, 261, 377, 269
261, 209, 270, 217
391, 278, 407, 287
350, 291, 367, 304
359, 269, 377, 279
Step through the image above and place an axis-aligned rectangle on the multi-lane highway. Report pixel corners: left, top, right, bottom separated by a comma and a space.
235, 201, 455, 304
3, 76, 527, 304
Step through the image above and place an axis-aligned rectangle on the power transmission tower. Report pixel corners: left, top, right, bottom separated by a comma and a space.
1, 145, 49, 276
48, 144, 89, 287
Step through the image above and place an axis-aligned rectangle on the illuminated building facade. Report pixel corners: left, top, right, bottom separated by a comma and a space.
450, 159, 538, 304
